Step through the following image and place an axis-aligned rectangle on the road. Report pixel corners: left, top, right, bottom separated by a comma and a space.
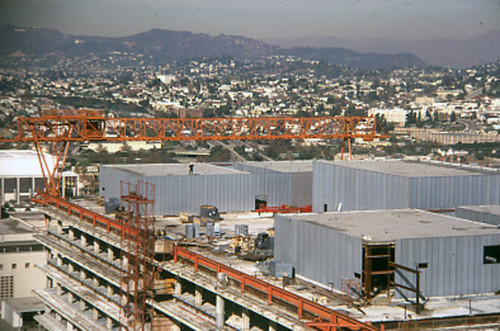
457, 118, 482, 132
209, 141, 246, 162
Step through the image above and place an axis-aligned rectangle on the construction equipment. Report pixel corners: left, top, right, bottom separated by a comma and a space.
231, 228, 275, 261
179, 204, 221, 225
0, 110, 388, 197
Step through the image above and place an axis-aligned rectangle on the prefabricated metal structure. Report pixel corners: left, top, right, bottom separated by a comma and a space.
100, 163, 253, 215
313, 159, 500, 212
232, 161, 313, 209
455, 205, 500, 226
274, 209, 500, 300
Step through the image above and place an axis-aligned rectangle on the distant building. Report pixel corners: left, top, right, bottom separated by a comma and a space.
0, 150, 79, 204
368, 108, 407, 127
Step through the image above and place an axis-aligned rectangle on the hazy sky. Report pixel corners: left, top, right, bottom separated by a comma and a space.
1, 0, 499, 40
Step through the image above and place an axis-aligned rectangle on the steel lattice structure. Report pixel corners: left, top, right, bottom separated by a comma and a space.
119, 181, 156, 330
0, 109, 387, 196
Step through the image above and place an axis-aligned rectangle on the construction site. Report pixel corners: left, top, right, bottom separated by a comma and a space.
1, 110, 500, 331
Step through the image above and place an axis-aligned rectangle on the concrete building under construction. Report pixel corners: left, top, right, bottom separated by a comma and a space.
30, 189, 382, 331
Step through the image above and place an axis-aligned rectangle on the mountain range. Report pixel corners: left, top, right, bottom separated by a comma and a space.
265, 30, 500, 69
1, 25, 426, 70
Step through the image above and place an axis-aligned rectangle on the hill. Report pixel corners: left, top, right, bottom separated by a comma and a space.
0, 25, 426, 70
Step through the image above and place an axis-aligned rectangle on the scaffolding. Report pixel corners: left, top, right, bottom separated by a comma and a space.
119, 180, 156, 330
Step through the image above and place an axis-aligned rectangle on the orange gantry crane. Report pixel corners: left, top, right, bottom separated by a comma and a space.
0, 109, 387, 196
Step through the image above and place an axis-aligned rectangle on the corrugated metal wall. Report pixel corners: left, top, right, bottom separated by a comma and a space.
455, 207, 500, 226
100, 165, 141, 203
152, 173, 253, 215
232, 163, 293, 206
313, 161, 408, 212
396, 235, 500, 297
408, 175, 498, 210
100, 165, 253, 215
274, 215, 362, 287
313, 161, 500, 212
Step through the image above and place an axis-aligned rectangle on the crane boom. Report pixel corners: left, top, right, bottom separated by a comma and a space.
0, 112, 382, 142
0, 110, 388, 195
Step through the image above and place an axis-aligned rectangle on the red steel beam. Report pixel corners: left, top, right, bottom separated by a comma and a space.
32, 192, 138, 237
173, 245, 381, 331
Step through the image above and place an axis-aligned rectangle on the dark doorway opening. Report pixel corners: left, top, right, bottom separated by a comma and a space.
255, 194, 267, 210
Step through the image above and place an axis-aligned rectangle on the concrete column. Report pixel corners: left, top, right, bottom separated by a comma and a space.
92, 308, 99, 321
216, 294, 225, 330
66, 321, 74, 331
241, 308, 250, 331
80, 269, 86, 281
107, 247, 114, 261
56, 220, 63, 235
1, 177, 4, 204
16, 177, 19, 204
195, 287, 203, 306
68, 228, 75, 241
174, 278, 182, 295
79, 300, 86, 311
268, 321, 277, 331
55, 313, 62, 322
107, 285, 114, 297
62, 175, 66, 198
121, 293, 128, 306
56, 283, 62, 296
93, 240, 100, 254
67, 291, 74, 303
81, 235, 87, 247
56, 255, 63, 267
106, 317, 113, 330
45, 215, 51, 231
93, 277, 99, 287
172, 322, 181, 331
68, 263, 74, 274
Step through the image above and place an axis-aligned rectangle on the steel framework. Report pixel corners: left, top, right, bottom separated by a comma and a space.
0, 110, 387, 196
119, 180, 156, 330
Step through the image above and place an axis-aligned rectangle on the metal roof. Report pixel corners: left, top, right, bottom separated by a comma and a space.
288, 209, 500, 242
238, 161, 313, 173
105, 162, 249, 177
0, 150, 54, 177
456, 205, 500, 215
319, 159, 497, 177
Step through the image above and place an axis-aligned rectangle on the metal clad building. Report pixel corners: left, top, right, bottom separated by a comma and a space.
313, 160, 500, 212
100, 163, 252, 215
455, 205, 500, 226
232, 161, 313, 207
275, 214, 361, 286
274, 210, 500, 298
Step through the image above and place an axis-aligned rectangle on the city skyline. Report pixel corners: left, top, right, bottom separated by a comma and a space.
1, 0, 499, 41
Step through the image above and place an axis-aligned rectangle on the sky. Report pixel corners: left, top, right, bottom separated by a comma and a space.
0, 0, 499, 41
